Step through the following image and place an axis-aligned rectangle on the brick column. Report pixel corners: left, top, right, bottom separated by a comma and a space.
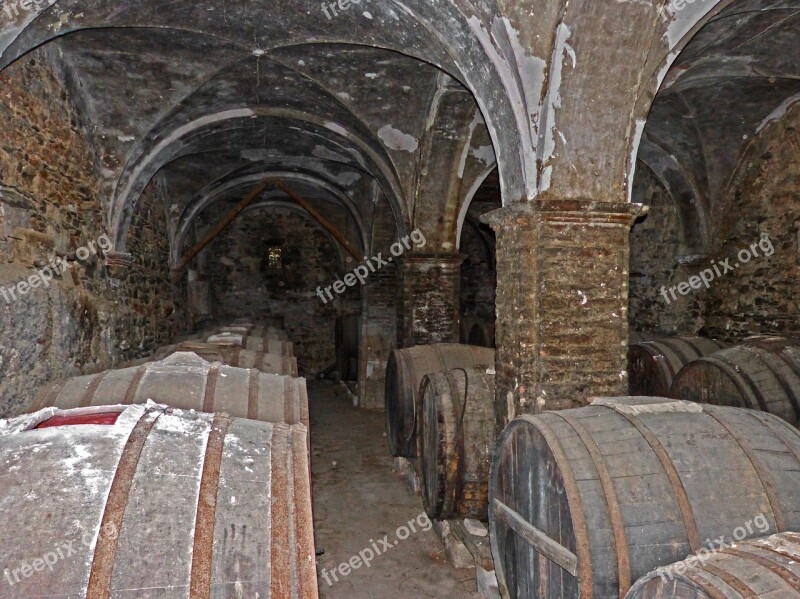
483, 199, 644, 431
397, 253, 464, 348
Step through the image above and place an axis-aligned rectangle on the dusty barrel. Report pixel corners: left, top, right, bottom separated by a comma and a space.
206, 331, 294, 357
30, 352, 309, 428
0, 404, 317, 599
124, 342, 299, 376
489, 397, 800, 599
671, 337, 800, 426
628, 337, 728, 396
385, 344, 495, 457
419, 367, 495, 520
627, 532, 800, 599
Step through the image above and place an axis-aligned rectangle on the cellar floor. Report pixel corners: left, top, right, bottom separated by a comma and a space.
309, 380, 481, 599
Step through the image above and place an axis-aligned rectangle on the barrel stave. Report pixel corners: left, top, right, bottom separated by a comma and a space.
420, 367, 495, 520
489, 399, 800, 599
0, 405, 316, 599
385, 344, 495, 458
671, 339, 800, 426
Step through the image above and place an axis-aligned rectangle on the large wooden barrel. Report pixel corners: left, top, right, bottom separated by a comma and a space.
205, 331, 294, 357
419, 366, 495, 520
629, 337, 728, 396
626, 532, 800, 599
385, 344, 495, 457
671, 337, 800, 426
30, 352, 309, 428
489, 397, 800, 599
124, 341, 298, 376
0, 404, 317, 598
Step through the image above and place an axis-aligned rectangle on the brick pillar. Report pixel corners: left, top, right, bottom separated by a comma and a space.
483, 199, 644, 431
397, 253, 464, 348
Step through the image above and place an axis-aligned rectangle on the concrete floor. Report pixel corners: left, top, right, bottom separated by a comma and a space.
309, 380, 481, 599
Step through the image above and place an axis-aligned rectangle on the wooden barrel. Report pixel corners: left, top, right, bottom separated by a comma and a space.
670, 337, 800, 426
629, 331, 660, 345
489, 397, 800, 599
123, 341, 298, 376
30, 352, 309, 428
205, 332, 294, 357
626, 532, 800, 599
385, 344, 495, 457
628, 337, 728, 396
0, 404, 317, 598
419, 366, 495, 520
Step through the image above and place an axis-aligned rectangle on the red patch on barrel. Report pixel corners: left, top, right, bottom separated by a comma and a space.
36, 412, 122, 428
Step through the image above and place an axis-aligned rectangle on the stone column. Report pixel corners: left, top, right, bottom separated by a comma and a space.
397, 253, 464, 348
483, 199, 644, 431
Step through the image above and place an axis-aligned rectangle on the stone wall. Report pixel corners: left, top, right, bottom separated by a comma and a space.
628, 167, 705, 336
629, 106, 800, 342
703, 104, 800, 340
204, 206, 353, 375
0, 51, 183, 416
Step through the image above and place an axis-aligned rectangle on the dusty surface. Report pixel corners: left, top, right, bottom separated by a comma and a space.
309, 380, 480, 599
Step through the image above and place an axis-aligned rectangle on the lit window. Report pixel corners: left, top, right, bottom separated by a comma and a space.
267, 247, 282, 271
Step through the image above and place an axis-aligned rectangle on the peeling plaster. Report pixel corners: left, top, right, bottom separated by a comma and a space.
377, 124, 419, 153
538, 23, 575, 192
471, 145, 496, 166
627, 118, 646, 201
757, 93, 800, 133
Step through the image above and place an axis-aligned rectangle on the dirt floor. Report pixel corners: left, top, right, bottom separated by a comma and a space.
309, 380, 481, 599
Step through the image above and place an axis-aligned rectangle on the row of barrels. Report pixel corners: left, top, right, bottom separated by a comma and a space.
388, 341, 800, 598
5, 318, 319, 599
630, 335, 800, 427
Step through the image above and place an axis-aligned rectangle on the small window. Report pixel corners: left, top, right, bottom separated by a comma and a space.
267, 246, 282, 271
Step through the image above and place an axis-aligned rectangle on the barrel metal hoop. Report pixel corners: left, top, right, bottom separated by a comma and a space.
86, 407, 165, 598
708, 354, 768, 412
704, 407, 785, 532
401, 349, 419, 450
231, 345, 241, 368
554, 412, 632, 598
682, 571, 733, 599
202, 364, 221, 413
753, 411, 800, 468
723, 547, 800, 591
764, 346, 800, 420
122, 365, 148, 405
640, 342, 679, 386
702, 562, 759, 598
742, 344, 799, 417
248, 369, 260, 421
443, 368, 469, 517
603, 408, 701, 552
520, 414, 595, 599
189, 413, 231, 599
33, 380, 63, 411
270, 425, 296, 597
80, 371, 110, 408
663, 339, 701, 368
